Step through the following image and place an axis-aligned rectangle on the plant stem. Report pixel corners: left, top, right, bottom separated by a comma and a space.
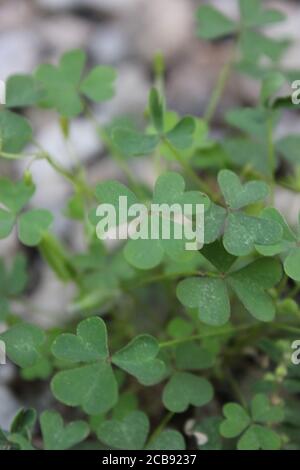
86, 107, 145, 200
132, 269, 220, 289
163, 139, 216, 199
227, 369, 248, 409
34, 141, 94, 206
267, 115, 276, 200
159, 323, 256, 349
204, 60, 233, 125
159, 322, 300, 349
147, 412, 174, 445
273, 323, 300, 335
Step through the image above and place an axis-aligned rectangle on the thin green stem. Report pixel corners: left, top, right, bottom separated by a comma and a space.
86, 107, 145, 200
227, 369, 248, 409
132, 269, 220, 289
33, 140, 93, 197
273, 323, 300, 335
159, 322, 300, 349
147, 412, 174, 445
267, 115, 275, 201
204, 60, 233, 125
163, 139, 216, 199
159, 323, 256, 349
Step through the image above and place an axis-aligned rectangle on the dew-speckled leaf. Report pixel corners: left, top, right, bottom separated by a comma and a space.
51, 317, 109, 363
51, 362, 118, 415
203, 203, 227, 244
176, 277, 230, 326
223, 212, 283, 256
97, 411, 149, 450
218, 169, 269, 209
0, 323, 45, 368
228, 258, 282, 322
112, 335, 166, 386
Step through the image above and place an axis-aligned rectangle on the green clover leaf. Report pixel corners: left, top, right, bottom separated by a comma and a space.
112, 335, 166, 386
80, 66, 117, 102
112, 89, 196, 156
111, 129, 159, 157
208, 170, 283, 257
197, 0, 286, 66
10, 408, 37, 439
0, 323, 45, 368
0, 178, 54, 246
0, 178, 34, 214
97, 411, 149, 450
220, 403, 251, 438
18, 209, 54, 247
220, 394, 284, 450
0, 110, 32, 154
35, 49, 116, 117
97, 411, 186, 450
146, 430, 185, 451
251, 394, 284, 423
218, 169, 269, 210
0, 254, 27, 321
51, 317, 118, 415
177, 258, 282, 325
165, 117, 195, 150
35, 49, 85, 117
8, 434, 35, 451
237, 424, 281, 450
228, 258, 282, 322
196, 5, 236, 40
223, 212, 283, 257
51, 317, 165, 415
239, 0, 285, 28
177, 277, 230, 326
0, 209, 15, 239
284, 248, 300, 282
40, 410, 89, 450
256, 209, 300, 281
94, 171, 210, 270
162, 372, 213, 413
6, 74, 44, 108
201, 240, 237, 272
203, 203, 227, 245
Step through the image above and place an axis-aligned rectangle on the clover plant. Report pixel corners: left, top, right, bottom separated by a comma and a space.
0, 0, 299, 451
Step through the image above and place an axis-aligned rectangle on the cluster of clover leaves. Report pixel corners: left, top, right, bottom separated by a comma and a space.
0, 0, 300, 452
